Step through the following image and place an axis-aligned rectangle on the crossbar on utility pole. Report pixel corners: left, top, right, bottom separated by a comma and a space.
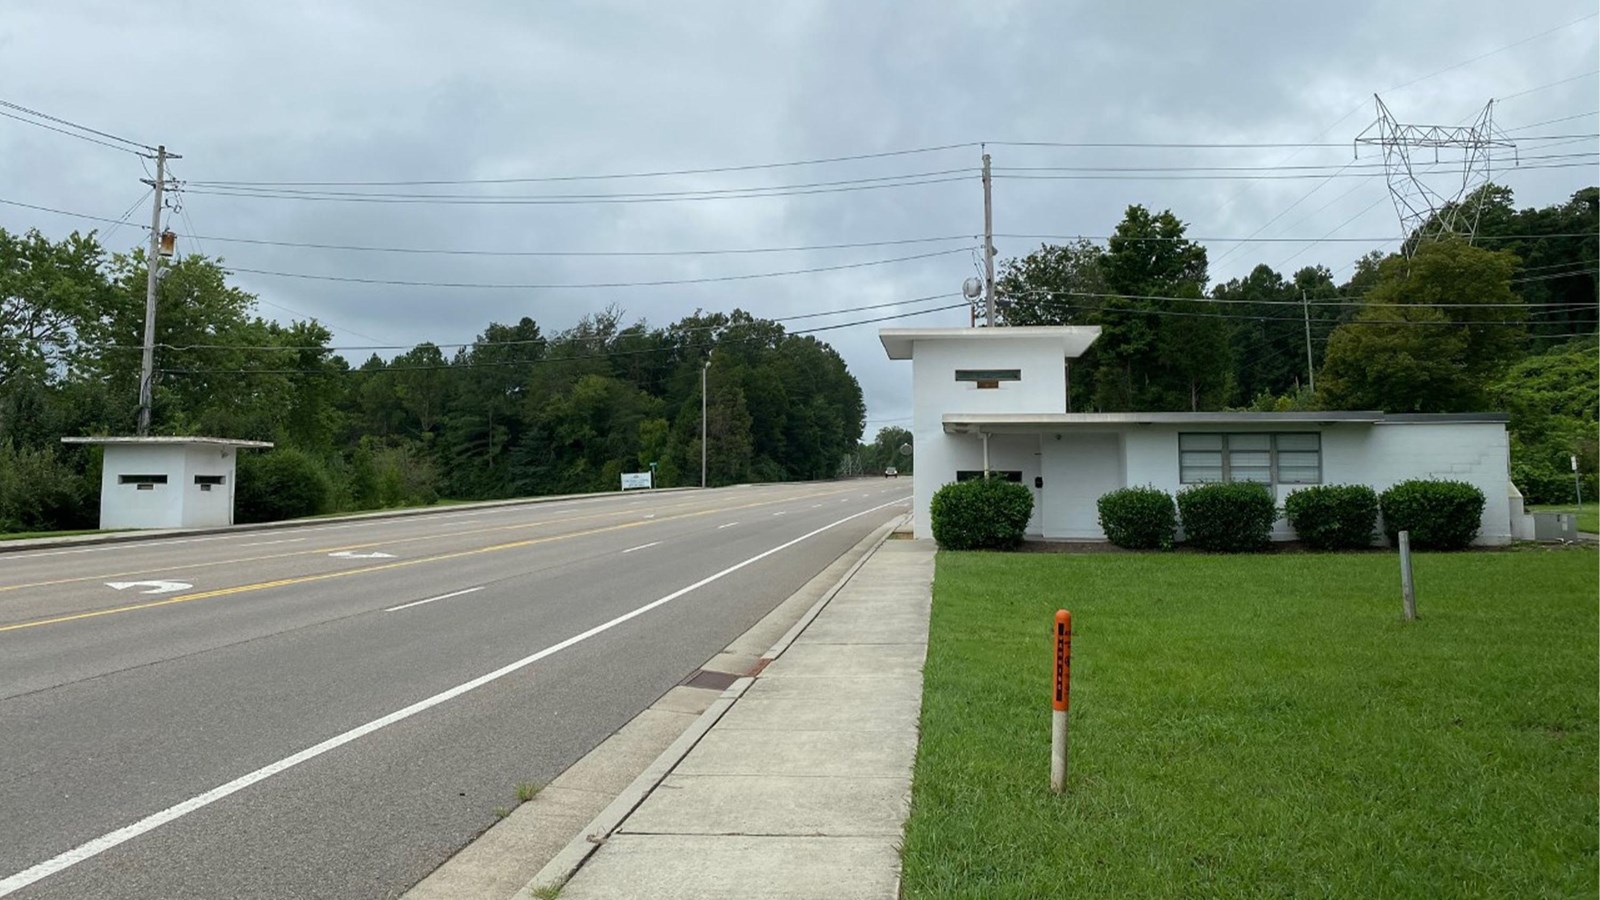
982, 149, 996, 327
136, 145, 170, 436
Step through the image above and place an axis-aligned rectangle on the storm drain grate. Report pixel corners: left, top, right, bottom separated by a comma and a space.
681, 668, 740, 691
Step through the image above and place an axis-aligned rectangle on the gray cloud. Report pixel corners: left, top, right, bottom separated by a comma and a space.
2, 1, 1595, 432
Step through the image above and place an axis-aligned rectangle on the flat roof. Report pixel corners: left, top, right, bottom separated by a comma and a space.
941, 411, 1508, 434
62, 436, 275, 448
879, 326, 1101, 360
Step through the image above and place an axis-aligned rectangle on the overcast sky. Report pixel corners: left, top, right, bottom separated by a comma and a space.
2, 1, 1595, 433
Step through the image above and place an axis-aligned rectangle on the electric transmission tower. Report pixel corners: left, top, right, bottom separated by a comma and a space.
1354, 95, 1515, 255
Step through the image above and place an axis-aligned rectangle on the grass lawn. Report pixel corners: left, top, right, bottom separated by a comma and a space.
901, 548, 1599, 899
1529, 503, 1599, 535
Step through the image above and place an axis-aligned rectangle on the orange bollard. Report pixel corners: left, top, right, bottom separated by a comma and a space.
1051, 609, 1071, 792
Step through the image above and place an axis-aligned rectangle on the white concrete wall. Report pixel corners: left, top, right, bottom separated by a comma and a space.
99, 446, 187, 530
182, 444, 238, 527
98, 444, 243, 530
1355, 422, 1512, 546
1098, 423, 1511, 545
910, 337, 1068, 538
1040, 432, 1124, 538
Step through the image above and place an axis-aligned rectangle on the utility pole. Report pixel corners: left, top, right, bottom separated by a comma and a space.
1301, 290, 1316, 394
137, 144, 178, 436
700, 357, 712, 488
982, 149, 996, 327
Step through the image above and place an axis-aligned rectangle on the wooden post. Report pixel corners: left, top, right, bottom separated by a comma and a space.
1399, 530, 1417, 621
1051, 609, 1071, 792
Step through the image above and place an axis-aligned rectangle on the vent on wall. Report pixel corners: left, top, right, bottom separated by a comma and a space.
955, 369, 1020, 390
118, 474, 168, 490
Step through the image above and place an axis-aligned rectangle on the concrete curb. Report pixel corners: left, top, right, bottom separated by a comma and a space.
0, 488, 703, 554
515, 512, 908, 899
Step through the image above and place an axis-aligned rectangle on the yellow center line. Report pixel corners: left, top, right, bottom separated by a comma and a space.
0, 487, 814, 596
0, 484, 875, 633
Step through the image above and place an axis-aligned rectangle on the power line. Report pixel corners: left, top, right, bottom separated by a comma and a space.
83, 293, 963, 353
0, 98, 157, 154
183, 168, 976, 202
1498, 71, 1600, 103
180, 232, 980, 258
154, 301, 972, 375
188, 143, 982, 188
223, 247, 973, 291
0, 110, 146, 156
182, 173, 974, 206
991, 159, 1596, 182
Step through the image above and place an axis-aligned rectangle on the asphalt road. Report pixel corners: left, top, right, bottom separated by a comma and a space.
0, 480, 910, 899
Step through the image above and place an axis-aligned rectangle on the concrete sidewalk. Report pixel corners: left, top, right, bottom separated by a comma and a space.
536, 535, 935, 900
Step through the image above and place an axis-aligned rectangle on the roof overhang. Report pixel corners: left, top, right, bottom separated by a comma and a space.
939, 411, 1507, 434
879, 326, 1101, 360
62, 436, 275, 449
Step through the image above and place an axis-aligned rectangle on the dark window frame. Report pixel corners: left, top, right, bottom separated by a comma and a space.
1177, 432, 1322, 486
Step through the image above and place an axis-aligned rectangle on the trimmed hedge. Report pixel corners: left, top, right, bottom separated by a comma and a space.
1177, 481, 1277, 552
1097, 486, 1176, 550
930, 477, 1034, 551
1379, 479, 1485, 551
1284, 484, 1380, 551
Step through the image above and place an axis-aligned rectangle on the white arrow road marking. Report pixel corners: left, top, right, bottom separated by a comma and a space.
328, 551, 396, 559
385, 587, 483, 613
772, 511, 786, 517
717, 522, 738, 529
811, 504, 822, 509
622, 541, 662, 554
104, 581, 192, 595
0, 496, 906, 898
642, 514, 656, 519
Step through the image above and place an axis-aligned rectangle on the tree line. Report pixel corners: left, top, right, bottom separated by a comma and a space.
995, 184, 1597, 502
0, 232, 865, 531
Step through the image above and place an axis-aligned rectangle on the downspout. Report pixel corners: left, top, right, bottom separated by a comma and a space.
981, 431, 991, 478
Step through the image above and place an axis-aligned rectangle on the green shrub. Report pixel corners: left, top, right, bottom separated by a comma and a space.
930, 477, 1034, 551
1283, 484, 1380, 551
236, 449, 333, 523
0, 444, 94, 532
1379, 479, 1485, 551
1177, 482, 1277, 552
1096, 486, 1176, 550
1512, 455, 1597, 506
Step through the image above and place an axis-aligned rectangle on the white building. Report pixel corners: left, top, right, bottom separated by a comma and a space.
880, 326, 1514, 546
61, 436, 274, 530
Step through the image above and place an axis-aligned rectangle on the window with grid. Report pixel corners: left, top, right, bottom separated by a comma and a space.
1178, 433, 1321, 485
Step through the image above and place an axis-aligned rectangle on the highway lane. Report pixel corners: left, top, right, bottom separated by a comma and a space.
0, 481, 910, 899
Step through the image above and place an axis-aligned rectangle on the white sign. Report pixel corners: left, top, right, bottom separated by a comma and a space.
106, 580, 192, 595
328, 550, 396, 559
620, 472, 653, 490
1573, 455, 1580, 473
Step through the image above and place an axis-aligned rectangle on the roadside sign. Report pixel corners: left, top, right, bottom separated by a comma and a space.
621, 471, 653, 490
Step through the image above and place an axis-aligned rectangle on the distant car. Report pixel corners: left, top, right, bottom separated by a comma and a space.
884, 467, 898, 477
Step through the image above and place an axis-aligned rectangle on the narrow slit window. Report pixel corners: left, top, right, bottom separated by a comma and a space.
118, 474, 168, 485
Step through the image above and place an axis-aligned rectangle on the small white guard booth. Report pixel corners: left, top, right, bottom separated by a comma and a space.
61, 436, 274, 530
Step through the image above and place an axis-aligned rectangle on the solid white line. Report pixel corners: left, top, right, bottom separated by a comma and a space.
621, 541, 662, 554
0, 497, 905, 898
237, 538, 307, 548
717, 522, 738, 529
383, 586, 484, 613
